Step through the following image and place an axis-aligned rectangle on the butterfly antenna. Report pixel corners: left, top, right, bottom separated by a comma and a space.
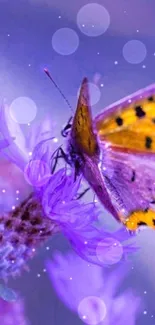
44, 68, 73, 113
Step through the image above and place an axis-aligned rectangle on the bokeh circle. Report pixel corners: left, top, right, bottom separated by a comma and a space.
123, 40, 147, 64
78, 295, 107, 325
24, 159, 51, 187
52, 28, 79, 55
77, 3, 110, 37
9, 97, 37, 124
96, 237, 123, 265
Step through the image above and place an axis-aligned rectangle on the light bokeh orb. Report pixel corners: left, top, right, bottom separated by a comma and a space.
9, 97, 37, 124
123, 40, 147, 64
52, 28, 79, 55
78, 295, 107, 325
96, 237, 123, 265
24, 159, 51, 187
77, 3, 110, 37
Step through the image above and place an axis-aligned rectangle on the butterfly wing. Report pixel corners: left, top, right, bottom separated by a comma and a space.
93, 85, 155, 230
70, 78, 98, 156
70, 80, 155, 230
100, 147, 155, 230
69, 78, 120, 220
94, 84, 155, 152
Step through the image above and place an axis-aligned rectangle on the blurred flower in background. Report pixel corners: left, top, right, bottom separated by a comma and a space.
0, 297, 29, 325
47, 252, 142, 325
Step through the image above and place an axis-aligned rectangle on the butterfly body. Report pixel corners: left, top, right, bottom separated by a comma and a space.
67, 79, 155, 231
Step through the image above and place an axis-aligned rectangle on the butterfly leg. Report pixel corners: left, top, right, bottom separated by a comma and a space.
51, 148, 61, 174
51, 147, 71, 174
58, 147, 71, 164
76, 187, 90, 200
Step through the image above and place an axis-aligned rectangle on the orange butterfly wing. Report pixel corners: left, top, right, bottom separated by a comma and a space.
69, 78, 120, 221
70, 78, 98, 156
94, 85, 155, 153
94, 84, 155, 230
70, 80, 155, 231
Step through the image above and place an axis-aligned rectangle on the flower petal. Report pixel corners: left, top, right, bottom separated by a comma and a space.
26, 115, 55, 150
63, 225, 138, 267
47, 251, 142, 324
0, 104, 28, 169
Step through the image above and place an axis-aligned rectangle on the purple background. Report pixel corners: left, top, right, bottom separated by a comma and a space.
0, 0, 155, 324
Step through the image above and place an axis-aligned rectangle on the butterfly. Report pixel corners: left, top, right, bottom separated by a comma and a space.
66, 78, 155, 232
44, 69, 155, 232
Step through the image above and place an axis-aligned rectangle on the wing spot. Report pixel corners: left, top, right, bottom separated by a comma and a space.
148, 96, 154, 102
115, 116, 123, 126
131, 170, 136, 182
152, 118, 155, 124
152, 219, 155, 225
135, 106, 146, 118
145, 136, 152, 149
137, 221, 147, 226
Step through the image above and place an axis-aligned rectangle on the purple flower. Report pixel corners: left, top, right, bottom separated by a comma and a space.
0, 103, 137, 280
0, 296, 29, 325
47, 252, 142, 325
0, 105, 60, 279
0, 103, 57, 173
